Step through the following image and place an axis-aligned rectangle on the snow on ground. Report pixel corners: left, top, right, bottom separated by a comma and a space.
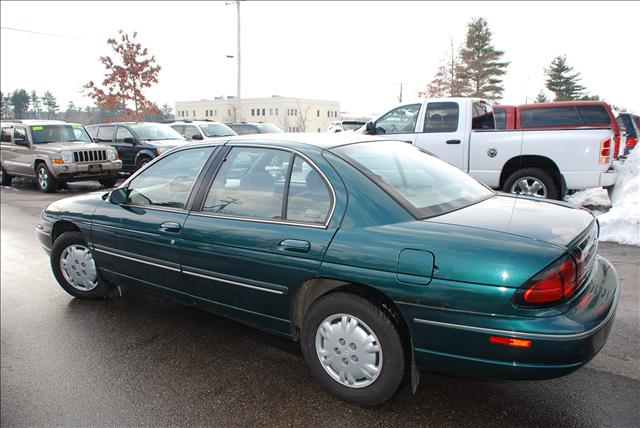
566, 147, 640, 246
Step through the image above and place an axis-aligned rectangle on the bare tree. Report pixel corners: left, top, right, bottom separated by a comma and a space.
296, 100, 311, 132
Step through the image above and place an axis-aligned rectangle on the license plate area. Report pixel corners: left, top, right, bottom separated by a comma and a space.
88, 164, 102, 173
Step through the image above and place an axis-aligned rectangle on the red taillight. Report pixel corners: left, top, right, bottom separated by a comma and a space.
600, 138, 611, 164
515, 254, 580, 306
613, 134, 621, 158
489, 336, 532, 348
626, 136, 638, 148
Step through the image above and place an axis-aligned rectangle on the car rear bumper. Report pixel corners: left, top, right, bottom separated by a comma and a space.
404, 256, 619, 380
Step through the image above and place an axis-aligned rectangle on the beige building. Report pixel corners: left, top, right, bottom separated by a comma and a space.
175, 96, 340, 133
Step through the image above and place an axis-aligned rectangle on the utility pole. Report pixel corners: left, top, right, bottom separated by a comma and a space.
398, 82, 403, 103
226, 0, 241, 121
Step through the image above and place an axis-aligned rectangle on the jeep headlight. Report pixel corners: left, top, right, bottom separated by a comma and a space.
106, 147, 118, 161
61, 151, 74, 164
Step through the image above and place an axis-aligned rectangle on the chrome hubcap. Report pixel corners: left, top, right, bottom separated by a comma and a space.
510, 176, 547, 198
315, 314, 382, 388
38, 168, 48, 189
59, 244, 98, 291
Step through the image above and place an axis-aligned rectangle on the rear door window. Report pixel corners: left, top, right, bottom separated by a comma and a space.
520, 107, 581, 128
1, 127, 12, 143
576, 105, 611, 126
96, 126, 115, 142
471, 101, 495, 130
423, 102, 459, 133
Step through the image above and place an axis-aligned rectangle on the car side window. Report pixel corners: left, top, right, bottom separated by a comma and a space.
286, 156, 332, 224
96, 126, 115, 142
202, 147, 291, 219
520, 107, 581, 128
184, 125, 200, 139
471, 101, 495, 130
115, 126, 135, 143
126, 147, 216, 209
375, 104, 421, 134
494, 109, 506, 130
171, 125, 185, 137
1, 127, 12, 143
423, 102, 459, 133
13, 127, 28, 143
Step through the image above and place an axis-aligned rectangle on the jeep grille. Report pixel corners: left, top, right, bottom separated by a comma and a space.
73, 150, 106, 163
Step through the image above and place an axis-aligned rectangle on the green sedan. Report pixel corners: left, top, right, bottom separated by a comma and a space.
37, 133, 619, 405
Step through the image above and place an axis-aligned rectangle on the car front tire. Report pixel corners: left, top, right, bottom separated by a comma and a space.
301, 291, 405, 406
36, 163, 57, 193
50, 231, 111, 299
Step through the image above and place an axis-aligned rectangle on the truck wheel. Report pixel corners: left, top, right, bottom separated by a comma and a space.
36, 163, 57, 193
50, 231, 111, 299
503, 168, 558, 199
99, 177, 119, 188
301, 292, 405, 406
0, 164, 12, 186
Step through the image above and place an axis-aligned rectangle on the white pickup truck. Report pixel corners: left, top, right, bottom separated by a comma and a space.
359, 97, 617, 199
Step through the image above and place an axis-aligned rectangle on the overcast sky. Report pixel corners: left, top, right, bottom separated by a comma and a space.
2, 1, 639, 116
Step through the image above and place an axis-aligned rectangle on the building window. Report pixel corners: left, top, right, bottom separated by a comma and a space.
327, 111, 330, 118
214, 110, 217, 116
262, 108, 265, 116
317, 128, 321, 132
269, 108, 273, 116
317, 110, 320, 117
193, 110, 196, 117
251, 108, 255, 116
205, 110, 209, 117
275, 108, 279, 115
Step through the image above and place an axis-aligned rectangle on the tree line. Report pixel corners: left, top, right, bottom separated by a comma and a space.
421, 17, 624, 110
1, 29, 174, 123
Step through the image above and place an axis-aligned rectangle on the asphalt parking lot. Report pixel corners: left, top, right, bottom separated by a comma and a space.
1, 178, 639, 427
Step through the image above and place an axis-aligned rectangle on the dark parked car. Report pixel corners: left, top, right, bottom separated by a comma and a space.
37, 133, 618, 405
86, 122, 187, 173
617, 112, 639, 155
226, 122, 284, 135
493, 101, 625, 158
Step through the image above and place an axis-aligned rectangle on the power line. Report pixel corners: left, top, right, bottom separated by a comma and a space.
0, 26, 87, 40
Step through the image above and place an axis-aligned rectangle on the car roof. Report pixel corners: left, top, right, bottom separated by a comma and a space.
216, 132, 394, 149
171, 120, 226, 125
1, 119, 73, 126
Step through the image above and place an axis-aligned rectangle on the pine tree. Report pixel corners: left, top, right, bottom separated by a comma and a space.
67, 101, 77, 113
458, 17, 509, 101
42, 91, 59, 119
30, 91, 42, 119
544, 55, 585, 101
420, 40, 466, 98
1, 92, 13, 119
534, 90, 549, 103
9, 89, 30, 119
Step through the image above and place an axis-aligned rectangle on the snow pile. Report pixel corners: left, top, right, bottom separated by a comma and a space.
565, 187, 610, 213
597, 148, 640, 246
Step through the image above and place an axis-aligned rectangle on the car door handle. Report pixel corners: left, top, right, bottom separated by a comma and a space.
446, 139, 461, 144
278, 239, 311, 253
159, 221, 181, 233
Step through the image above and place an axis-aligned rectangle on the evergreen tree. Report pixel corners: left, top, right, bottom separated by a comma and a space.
30, 91, 42, 119
1, 92, 13, 119
458, 17, 509, 101
66, 101, 77, 113
544, 55, 585, 101
534, 90, 549, 103
421, 40, 466, 98
42, 91, 59, 119
9, 89, 30, 119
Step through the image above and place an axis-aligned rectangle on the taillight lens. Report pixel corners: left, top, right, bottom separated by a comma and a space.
515, 252, 584, 307
626, 136, 638, 148
600, 138, 611, 164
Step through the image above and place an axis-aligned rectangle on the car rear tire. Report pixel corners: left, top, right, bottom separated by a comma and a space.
301, 291, 405, 406
50, 231, 111, 299
99, 177, 119, 188
36, 163, 57, 193
0, 164, 12, 186
503, 167, 558, 200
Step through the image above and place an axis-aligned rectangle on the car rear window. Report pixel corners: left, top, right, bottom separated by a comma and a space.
494, 109, 506, 130
521, 106, 582, 128
333, 141, 493, 218
576, 105, 611, 125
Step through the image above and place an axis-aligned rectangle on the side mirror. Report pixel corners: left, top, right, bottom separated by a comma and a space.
123, 137, 135, 144
14, 138, 29, 147
191, 134, 204, 141
364, 121, 376, 135
108, 187, 128, 205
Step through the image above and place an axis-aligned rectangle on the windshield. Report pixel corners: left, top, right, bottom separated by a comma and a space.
129, 123, 184, 141
30, 125, 93, 144
200, 123, 236, 137
333, 141, 493, 218
255, 123, 284, 133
